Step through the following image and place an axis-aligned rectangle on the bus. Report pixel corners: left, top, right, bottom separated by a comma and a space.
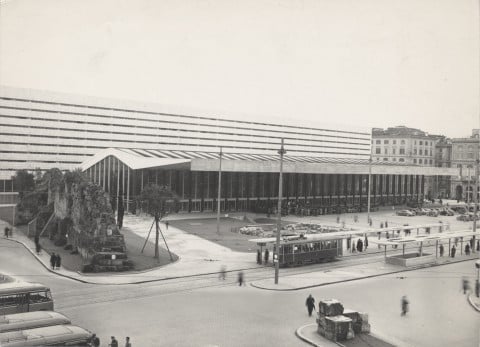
0, 311, 70, 333
0, 281, 53, 315
0, 324, 93, 346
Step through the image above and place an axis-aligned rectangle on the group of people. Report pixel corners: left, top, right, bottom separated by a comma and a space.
218, 267, 246, 287
89, 334, 132, 347
348, 237, 368, 253
49, 252, 62, 270
256, 249, 269, 264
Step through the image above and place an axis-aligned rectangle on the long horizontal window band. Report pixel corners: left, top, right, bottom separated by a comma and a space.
0, 104, 370, 141
0, 159, 81, 164
0, 132, 368, 154
0, 114, 370, 147
0, 135, 367, 156
0, 150, 89, 156
0, 97, 370, 136
0, 141, 366, 158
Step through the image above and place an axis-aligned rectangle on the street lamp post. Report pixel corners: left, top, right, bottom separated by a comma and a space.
216, 147, 222, 235
274, 139, 286, 285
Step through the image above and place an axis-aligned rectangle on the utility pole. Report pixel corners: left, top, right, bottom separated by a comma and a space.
275, 139, 286, 285
367, 155, 372, 225
216, 147, 223, 235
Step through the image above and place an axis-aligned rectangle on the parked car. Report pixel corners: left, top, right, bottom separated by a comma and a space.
396, 210, 415, 217
439, 208, 454, 216
457, 213, 479, 221
426, 209, 439, 217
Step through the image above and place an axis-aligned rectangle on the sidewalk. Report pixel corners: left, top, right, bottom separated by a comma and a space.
468, 293, 480, 312
0, 216, 259, 285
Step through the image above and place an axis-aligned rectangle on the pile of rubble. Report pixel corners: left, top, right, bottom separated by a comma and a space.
317, 299, 370, 342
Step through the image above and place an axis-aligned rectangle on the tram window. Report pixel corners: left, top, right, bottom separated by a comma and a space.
332, 240, 337, 248
30, 291, 51, 303
0, 294, 23, 306
284, 245, 292, 254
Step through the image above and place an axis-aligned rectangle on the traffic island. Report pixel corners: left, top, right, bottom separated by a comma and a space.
295, 299, 396, 347
385, 252, 435, 267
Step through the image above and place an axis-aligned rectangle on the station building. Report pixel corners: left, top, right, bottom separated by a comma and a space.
0, 86, 458, 212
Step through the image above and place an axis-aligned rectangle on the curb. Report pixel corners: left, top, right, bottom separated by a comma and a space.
467, 294, 480, 313
3, 237, 92, 284
3, 236, 265, 286
250, 258, 477, 291
295, 324, 322, 347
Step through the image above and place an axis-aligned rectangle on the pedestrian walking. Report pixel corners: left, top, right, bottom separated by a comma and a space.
264, 249, 269, 264
364, 235, 369, 250
305, 294, 315, 317
50, 253, 56, 270
439, 244, 444, 257
356, 239, 363, 252
257, 249, 262, 264
90, 333, 100, 347
238, 271, 245, 286
4, 226, 9, 238
55, 254, 61, 270
401, 296, 409, 316
109, 336, 119, 347
462, 278, 471, 294
336, 216, 340, 224
117, 203, 124, 230
477, 240, 480, 252
165, 221, 169, 230
125, 336, 132, 347
451, 245, 456, 258
385, 221, 388, 228
465, 243, 471, 256
354, 215, 358, 223
380, 222, 384, 229
219, 265, 226, 280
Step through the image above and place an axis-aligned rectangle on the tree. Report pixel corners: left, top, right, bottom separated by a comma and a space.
13, 170, 35, 194
138, 184, 179, 261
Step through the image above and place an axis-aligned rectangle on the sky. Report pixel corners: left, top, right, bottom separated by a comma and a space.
0, 0, 478, 137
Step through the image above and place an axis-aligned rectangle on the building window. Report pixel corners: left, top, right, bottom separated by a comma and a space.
419, 141, 423, 145
376, 148, 381, 154
392, 148, 396, 154
399, 158, 405, 162
429, 159, 432, 164
401, 140, 405, 145
468, 152, 474, 159
376, 140, 381, 144
419, 159, 423, 164
384, 148, 388, 154
383, 158, 388, 161
393, 140, 396, 144
413, 159, 417, 163
384, 140, 389, 144
413, 149, 417, 155
399, 148, 405, 155
419, 149, 423, 155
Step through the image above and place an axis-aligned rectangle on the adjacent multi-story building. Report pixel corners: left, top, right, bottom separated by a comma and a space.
434, 138, 452, 198
450, 129, 480, 202
371, 126, 444, 198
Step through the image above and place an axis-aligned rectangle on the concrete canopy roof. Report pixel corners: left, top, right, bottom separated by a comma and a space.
80, 147, 459, 176
80, 148, 192, 171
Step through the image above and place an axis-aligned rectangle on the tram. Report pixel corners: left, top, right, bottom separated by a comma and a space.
252, 234, 344, 267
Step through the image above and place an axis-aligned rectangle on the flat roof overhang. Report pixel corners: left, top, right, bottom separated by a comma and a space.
190, 159, 459, 176
80, 148, 459, 176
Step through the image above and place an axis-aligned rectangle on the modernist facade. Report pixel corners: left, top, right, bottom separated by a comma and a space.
0, 87, 458, 213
